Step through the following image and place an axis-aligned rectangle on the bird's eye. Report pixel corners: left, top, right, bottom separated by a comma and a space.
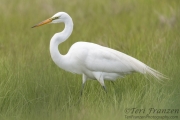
52, 17, 59, 20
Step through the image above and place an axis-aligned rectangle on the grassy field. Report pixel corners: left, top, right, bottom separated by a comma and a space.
0, 0, 180, 120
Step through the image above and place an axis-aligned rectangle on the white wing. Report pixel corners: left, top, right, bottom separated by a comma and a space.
84, 43, 145, 74
69, 42, 167, 80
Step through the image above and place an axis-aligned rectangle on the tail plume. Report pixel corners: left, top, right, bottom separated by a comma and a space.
144, 66, 168, 81
128, 56, 168, 81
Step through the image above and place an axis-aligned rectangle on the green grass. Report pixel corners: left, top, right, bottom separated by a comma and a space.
0, 0, 180, 120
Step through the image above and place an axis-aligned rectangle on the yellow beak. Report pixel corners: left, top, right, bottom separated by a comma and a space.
32, 18, 52, 28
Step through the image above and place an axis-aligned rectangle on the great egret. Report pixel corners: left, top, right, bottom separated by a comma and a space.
32, 12, 167, 93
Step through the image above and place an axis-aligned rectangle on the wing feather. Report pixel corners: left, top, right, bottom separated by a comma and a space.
84, 43, 142, 73
69, 42, 167, 80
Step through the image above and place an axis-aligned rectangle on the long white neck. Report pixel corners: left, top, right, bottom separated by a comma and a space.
50, 16, 73, 70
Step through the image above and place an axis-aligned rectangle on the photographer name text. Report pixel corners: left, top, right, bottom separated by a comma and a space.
125, 108, 179, 115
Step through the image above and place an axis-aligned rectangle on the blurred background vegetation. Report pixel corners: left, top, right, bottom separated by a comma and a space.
0, 0, 180, 120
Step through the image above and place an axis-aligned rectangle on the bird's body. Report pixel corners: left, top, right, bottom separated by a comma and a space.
53, 41, 143, 79
32, 12, 167, 93
54, 41, 132, 78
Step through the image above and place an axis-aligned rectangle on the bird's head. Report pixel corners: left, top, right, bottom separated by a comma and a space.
32, 12, 70, 28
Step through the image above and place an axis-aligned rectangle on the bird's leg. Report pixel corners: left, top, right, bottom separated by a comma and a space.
93, 72, 107, 93
102, 85, 107, 93
81, 84, 85, 96
97, 76, 107, 93
111, 81, 115, 85
81, 74, 87, 96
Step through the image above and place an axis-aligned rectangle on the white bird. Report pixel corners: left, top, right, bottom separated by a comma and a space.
32, 12, 167, 94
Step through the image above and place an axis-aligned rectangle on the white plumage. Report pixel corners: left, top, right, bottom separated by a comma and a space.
32, 12, 167, 93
